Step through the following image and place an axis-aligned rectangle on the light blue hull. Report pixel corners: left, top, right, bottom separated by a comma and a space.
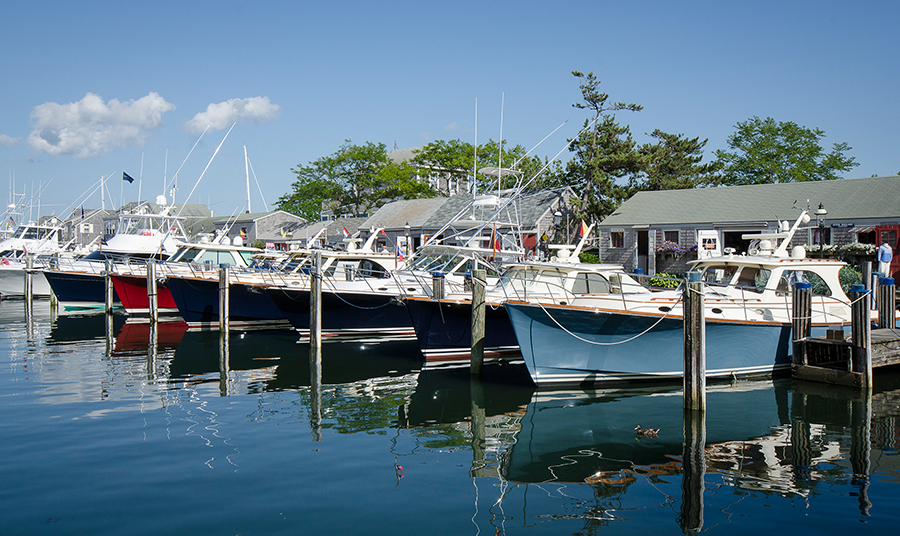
505, 302, 795, 387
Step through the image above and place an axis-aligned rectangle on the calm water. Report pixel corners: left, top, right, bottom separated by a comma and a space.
2, 300, 899, 535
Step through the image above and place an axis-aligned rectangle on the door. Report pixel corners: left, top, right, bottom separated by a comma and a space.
637, 230, 649, 274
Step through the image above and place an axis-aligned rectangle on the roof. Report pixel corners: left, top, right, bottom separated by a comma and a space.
599, 176, 900, 227
387, 146, 422, 164
363, 197, 449, 230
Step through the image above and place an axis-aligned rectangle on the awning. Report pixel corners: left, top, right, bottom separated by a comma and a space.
848, 226, 876, 234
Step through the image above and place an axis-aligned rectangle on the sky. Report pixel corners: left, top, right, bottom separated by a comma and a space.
1, 0, 898, 222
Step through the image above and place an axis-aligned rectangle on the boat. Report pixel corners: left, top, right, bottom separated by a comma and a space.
42, 197, 191, 309
404, 224, 641, 365
110, 234, 262, 315
0, 219, 67, 298
505, 210, 859, 387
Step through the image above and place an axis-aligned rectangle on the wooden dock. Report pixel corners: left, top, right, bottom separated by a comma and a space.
793, 328, 900, 388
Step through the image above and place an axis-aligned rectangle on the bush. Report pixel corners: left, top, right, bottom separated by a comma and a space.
649, 272, 681, 288
839, 265, 862, 294
579, 252, 600, 264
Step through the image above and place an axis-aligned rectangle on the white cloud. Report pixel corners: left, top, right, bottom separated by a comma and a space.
26, 92, 175, 158
0, 134, 18, 147
184, 96, 281, 134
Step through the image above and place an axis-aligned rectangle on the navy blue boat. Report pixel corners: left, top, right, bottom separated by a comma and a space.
164, 275, 290, 329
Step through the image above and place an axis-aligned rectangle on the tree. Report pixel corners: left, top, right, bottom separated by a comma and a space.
278, 140, 436, 221
566, 71, 644, 221
634, 129, 717, 191
712, 116, 858, 185
410, 139, 565, 193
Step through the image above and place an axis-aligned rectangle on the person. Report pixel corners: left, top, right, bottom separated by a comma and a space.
380, 245, 389, 254
878, 240, 893, 276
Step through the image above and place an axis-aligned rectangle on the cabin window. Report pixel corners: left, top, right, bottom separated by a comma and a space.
572, 272, 611, 295
610, 230, 624, 249
497, 268, 536, 299
700, 265, 738, 286
776, 270, 831, 297
358, 259, 388, 279
529, 269, 568, 294
735, 266, 771, 293
664, 230, 679, 243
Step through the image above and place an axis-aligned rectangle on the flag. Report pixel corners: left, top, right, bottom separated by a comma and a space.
240, 229, 246, 239
342, 226, 350, 238
579, 220, 588, 237
123, 172, 135, 183
6, 216, 13, 229
380, 228, 387, 236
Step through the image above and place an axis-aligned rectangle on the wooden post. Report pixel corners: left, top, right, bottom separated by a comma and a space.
849, 394, 872, 515
432, 271, 445, 300
792, 281, 812, 366
218, 264, 230, 332
469, 376, 486, 477
24, 254, 34, 304
310, 251, 322, 352
218, 331, 230, 397
862, 261, 872, 292
146, 260, 158, 324
470, 269, 486, 376
849, 284, 872, 390
683, 271, 705, 412
309, 343, 323, 442
104, 259, 115, 314
877, 277, 895, 329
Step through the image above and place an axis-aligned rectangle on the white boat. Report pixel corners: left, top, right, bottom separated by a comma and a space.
0, 220, 66, 298
505, 210, 861, 387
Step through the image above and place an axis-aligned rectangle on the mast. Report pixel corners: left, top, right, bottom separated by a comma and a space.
244, 145, 251, 214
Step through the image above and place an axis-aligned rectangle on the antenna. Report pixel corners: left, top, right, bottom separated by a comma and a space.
498, 92, 504, 197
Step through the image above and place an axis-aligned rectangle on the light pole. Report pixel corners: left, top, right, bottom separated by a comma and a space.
815, 203, 828, 259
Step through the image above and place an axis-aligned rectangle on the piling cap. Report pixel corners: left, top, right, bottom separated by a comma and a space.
850, 283, 866, 293
879, 277, 895, 286
634, 268, 643, 275
432, 271, 445, 278
793, 281, 812, 289
687, 271, 702, 283
463, 271, 471, 279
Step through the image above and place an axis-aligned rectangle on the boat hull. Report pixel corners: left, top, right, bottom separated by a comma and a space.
164, 276, 289, 329
42, 270, 119, 309
405, 297, 520, 363
110, 273, 178, 314
505, 302, 794, 387
265, 286, 414, 337
0, 265, 53, 297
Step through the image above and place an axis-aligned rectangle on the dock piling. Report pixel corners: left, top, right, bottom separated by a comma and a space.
792, 281, 812, 366
432, 272, 445, 300
849, 284, 872, 390
683, 271, 706, 412
876, 277, 895, 329
470, 269, 486, 376
24, 254, 34, 304
146, 260, 158, 324
310, 251, 322, 352
104, 260, 115, 314
218, 264, 230, 332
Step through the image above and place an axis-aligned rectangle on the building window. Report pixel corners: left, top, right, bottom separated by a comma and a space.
664, 230, 679, 243
610, 230, 624, 249
811, 227, 831, 246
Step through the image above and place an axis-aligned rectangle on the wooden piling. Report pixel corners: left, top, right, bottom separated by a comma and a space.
877, 277, 895, 329
470, 269, 486, 376
104, 260, 115, 314
218, 264, 230, 332
310, 251, 322, 352
850, 284, 872, 390
680, 408, 706, 533
792, 281, 812, 366
146, 260, 158, 323
24, 254, 34, 304
683, 271, 706, 412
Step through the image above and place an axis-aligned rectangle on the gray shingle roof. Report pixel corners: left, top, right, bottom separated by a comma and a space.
600, 176, 900, 226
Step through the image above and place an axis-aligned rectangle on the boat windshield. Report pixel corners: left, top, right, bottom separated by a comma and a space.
734, 266, 772, 293
700, 265, 738, 286
13, 226, 54, 240
775, 269, 832, 297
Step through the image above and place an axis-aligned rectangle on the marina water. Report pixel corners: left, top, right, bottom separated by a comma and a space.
2, 300, 899, 535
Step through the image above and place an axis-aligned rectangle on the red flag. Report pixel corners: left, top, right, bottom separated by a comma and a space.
579, 220, 588, 237
342, 226, 349, 237
380, 228, 387, 236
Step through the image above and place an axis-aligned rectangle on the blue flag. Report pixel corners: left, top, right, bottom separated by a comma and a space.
123, 172, 134, 183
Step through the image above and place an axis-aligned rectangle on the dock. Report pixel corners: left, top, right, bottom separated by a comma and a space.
793, 328, 900, 388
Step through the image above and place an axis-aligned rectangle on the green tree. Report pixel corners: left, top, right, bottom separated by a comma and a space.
567, 71, 644, 221
278, 140, 436, 220
713, 116, 858, 185
411, 139, 565, 193
634, 129, 717, 191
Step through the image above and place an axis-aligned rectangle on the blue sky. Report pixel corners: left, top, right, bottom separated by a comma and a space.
1, 0, 898, 221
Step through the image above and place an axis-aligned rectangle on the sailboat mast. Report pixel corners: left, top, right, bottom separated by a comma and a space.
244, 145, 251, 214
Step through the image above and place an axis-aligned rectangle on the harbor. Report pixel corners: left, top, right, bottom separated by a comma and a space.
2, 299, 900, 534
